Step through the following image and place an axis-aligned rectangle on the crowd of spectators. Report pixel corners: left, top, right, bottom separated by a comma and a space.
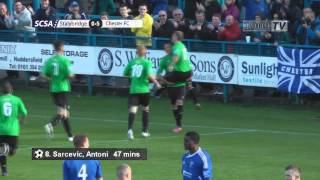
0, 0, 316, 45
0, 0, 320, 46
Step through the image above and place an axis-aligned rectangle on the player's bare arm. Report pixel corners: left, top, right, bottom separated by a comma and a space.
149, 75, 161, 89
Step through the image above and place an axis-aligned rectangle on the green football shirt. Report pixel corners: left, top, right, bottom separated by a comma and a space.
124, 56, 153, 94
42, 54, 72, 93
158, 55, 185, 88
0, 94, 27, 136
172, 41, 192, 72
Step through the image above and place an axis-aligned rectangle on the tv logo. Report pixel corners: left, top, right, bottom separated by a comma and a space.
271, 20, 288, 32
242, 20, 288, 32
34, 20, 57, 28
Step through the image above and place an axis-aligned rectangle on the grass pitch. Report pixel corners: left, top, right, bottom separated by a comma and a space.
4, 88, 320, 180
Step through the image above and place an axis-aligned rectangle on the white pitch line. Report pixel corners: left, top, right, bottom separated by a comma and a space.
29, 114, 320, 137
19, 130, 253, 150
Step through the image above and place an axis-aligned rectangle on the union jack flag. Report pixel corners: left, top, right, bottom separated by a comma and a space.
277, 46, 320, 94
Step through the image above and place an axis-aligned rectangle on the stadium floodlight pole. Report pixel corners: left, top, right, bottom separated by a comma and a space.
33, 0, 40, 11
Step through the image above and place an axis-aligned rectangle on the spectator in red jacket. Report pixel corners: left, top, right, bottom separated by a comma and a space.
221, 0, 240, 21
218, 15, 241, 41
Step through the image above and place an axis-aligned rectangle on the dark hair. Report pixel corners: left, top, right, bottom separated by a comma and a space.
53, 40, 64, 52
73, 134, 88, 148
285, 165, 301, 174
195, 10, 205, 16
173, 31, 184, 41
139, 3, 148, 8
212, 13, 221, 19
119, 3, 127, 9
2, 81, 13, 94
255, 12, 265, 20
185, 131, 200, 144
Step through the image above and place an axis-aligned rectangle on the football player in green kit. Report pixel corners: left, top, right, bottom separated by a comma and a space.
0, 82, 27, 176
157, 43, 186, 133
163, 31, 192, 84
124, 45, 161, 140
42, 41, 74, 142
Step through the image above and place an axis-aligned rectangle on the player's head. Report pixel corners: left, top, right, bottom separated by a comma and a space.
164, 43, 172, 55
184, 131, 200, 151
41, 0, 50, 9
136, 45, 146, 57
119, 4, 129, 17
285, 165, 301, 180
53, 40, 64, 54
171, 31, 184, 43
2, 81, 13, 94
117, 164, 132, 180
73, 134, 89, 148
139, 4, 148, 16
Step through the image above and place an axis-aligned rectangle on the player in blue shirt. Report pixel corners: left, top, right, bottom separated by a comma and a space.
63, 134, 103, 180
182, 131, 213, 180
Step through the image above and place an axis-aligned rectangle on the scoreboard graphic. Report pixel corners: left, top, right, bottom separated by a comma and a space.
34, 19, 143, 29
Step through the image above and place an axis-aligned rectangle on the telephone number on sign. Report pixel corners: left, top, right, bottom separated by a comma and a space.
10, 64, 43, 71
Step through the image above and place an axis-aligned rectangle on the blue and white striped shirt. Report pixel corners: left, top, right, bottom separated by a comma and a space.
182, 147, 213, 180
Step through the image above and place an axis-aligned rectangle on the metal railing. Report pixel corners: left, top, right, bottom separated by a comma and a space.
1, 30, 319, 56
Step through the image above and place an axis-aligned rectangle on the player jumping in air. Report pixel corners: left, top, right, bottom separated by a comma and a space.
163, 31, 193, 84
155, 42, 201, 110
43, 40, 74, 142
63, 134, 103, 180
0, 82, 28, 176
124, 45, 161, 140
157, 43, 187, 133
